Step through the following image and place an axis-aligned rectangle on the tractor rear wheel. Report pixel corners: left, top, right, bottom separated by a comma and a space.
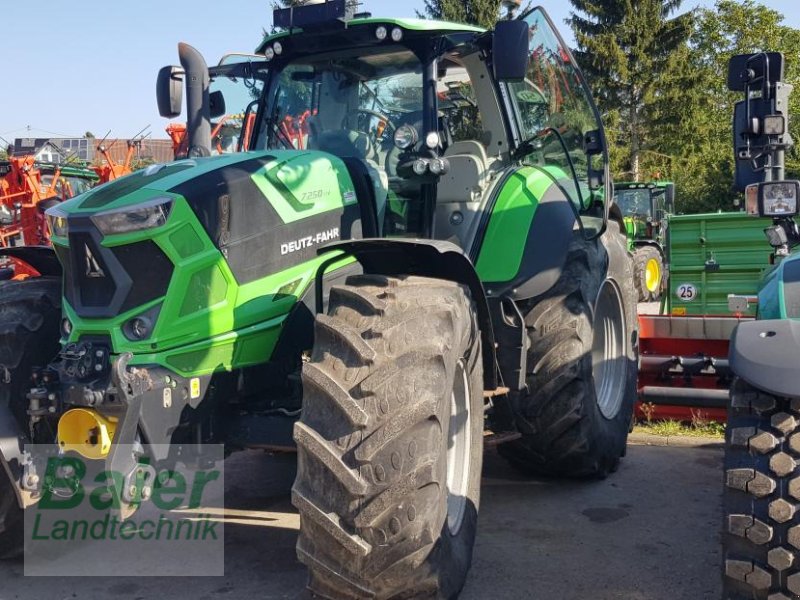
632, 245, 663, 302
498, 222, 638, 478
293, 274, 484, 599
0, 277, 62, 559
723, 378, 800, 599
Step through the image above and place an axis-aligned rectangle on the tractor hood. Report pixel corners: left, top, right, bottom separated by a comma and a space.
47, 149, 361, 360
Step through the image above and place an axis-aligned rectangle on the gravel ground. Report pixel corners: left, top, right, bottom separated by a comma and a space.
0, 443, 722, 600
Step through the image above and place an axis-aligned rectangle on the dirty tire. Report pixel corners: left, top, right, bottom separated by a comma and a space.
723, 377, 800, 599
632, 245, 663, 302
293, 274, 483, 600
498, 222, 638, 478
0, 277, 62, 559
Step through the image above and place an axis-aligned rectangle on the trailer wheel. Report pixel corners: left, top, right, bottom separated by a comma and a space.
293, 275, 483, 599
0, 277, 62, 559
723, 377, 800, 599
632, 245, 663, 302
499, 223, 638, 478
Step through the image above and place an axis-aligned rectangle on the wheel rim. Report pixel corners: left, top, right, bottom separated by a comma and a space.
592, 281, 627, 420
446, 359, 471, 536
645, 257, 660, 293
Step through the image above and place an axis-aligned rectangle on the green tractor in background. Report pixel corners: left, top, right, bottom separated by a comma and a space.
614, 180, 674, 301
0, 3, 638, 598
718, 52, 800, 599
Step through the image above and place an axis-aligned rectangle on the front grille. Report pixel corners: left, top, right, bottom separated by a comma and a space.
57, 227, 174, 319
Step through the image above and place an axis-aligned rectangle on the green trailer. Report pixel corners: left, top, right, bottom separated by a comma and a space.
664, 211, 774, 317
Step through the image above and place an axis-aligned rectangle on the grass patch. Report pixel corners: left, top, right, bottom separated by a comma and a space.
634, 403, 726, 438
633, 419, 725, 438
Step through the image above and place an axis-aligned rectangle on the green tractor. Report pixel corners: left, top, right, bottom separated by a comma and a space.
0, 3, 638, 597
720, 52, 800, 599
614, 180, 674, 301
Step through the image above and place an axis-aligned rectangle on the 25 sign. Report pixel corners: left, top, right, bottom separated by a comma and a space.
675, 282, 698, 302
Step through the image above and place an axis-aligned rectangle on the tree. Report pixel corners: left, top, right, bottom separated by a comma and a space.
84, 131, 95, 139
569, 0, 693, 181
420, 0, 502, 29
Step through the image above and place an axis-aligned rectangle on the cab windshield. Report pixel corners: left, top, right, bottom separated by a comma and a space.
616, 188, 653, 218
261, 47, 424, 234
262, 48, 422, 153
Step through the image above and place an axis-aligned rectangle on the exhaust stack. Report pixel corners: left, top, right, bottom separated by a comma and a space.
178, 42, 212, 157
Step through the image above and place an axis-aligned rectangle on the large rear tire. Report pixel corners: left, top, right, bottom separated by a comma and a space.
632, 245, 663, 302
0, 277, 62, 559
723, 378, 800, 599
293, 275, 484, 599
498, 223, 638, 478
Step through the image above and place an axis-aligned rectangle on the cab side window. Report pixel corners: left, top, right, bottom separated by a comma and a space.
508, 9, 604, 214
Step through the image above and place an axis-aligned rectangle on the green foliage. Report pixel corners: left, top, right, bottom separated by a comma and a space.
420, 0, 502, 29
664, 0, 800, 213
571, 0, 800, 214
569, 0, 693, 183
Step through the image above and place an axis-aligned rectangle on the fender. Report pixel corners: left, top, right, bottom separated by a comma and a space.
729, 319, 800, 398
632, 239, 664, 253
0, 246, 62, 277
317, 239, 498, 390
472, 166, 578, 301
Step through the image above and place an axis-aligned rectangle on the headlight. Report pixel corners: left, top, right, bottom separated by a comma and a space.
390, 27, 403, 42
394, 124, 418, 150
412, 159, 429, 176
429, 158, 449, 175
264, 47, 275, 61
761, 181, 800, 217
763, 114, 785, 136
45, 208, 69, 237
273, 41, 283, 55
91, 198, 173, 235
375, 26, 387, 41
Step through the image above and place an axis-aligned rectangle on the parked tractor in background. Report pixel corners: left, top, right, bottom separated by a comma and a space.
614, 181, 673, 301
0, 3, 638, 598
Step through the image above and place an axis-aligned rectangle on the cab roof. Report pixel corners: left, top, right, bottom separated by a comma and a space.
256, 17, 485, 54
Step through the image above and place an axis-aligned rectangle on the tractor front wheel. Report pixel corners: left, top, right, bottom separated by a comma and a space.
632, 245, 664, 302
0, 277, 62, 559
293, 275, 484, 599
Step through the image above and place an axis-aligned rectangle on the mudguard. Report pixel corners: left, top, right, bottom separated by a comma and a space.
0, 246, 62, 277
318, 238, 498, 390
729, 319, 800, 398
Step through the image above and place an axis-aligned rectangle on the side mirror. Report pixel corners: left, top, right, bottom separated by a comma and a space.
209, 91, 226, 119
157, 66, 184, 118
492, 20, 530, 81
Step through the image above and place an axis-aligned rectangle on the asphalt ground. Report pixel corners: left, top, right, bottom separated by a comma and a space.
0, 441, 723, 600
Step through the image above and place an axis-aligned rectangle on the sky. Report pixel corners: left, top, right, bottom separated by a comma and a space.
1, 0, 798, 143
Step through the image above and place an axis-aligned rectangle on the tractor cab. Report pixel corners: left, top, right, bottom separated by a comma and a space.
614, 181, 674, 244
158, 2, 610, 249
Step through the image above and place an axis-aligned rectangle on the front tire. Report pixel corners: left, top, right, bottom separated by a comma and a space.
0, 277, 62, 559
498, 223, 638, 478
723, 378, 800, 599
632, 245, 663, 302
293, 275, 484, 599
